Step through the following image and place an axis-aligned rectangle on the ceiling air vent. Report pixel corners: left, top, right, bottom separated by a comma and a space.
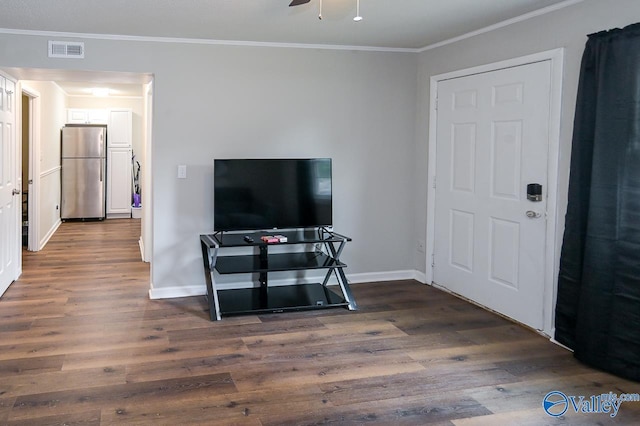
48, 41, 85, 59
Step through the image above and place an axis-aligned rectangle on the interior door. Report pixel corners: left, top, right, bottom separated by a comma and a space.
433, 61, 551, 330
0, 74, 19, 297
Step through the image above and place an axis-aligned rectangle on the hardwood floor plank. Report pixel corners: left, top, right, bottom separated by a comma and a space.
123, 352, 262, 384
62, 337, 249, 371
0, 355, 64, 377
8, 373, 236, 421
0, 333, 171, 363
98, 386, 328, 425
456, 323, 539, 345
318, 367, 518, 407
230, 352, 426, 392
260, 392, 491, 426
0, 321, 33, 332
0, 220, 636, 425
406, 336, 557, 366
0, 397, 16, 424
0, 365, 127, 399
241, 320, 408, 351
0, 298, 69, 321
6, 410, 102, 426
166, 317, 328, 343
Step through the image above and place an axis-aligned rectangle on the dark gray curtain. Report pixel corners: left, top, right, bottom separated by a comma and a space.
555, 23, 640, 382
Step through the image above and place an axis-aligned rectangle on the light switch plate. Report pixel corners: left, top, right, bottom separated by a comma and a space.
177, 164, 187, 179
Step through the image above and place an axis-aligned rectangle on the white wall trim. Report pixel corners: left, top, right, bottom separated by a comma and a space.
418, 0, 584, 52
40, 165, 61, 178
550, 336, 573, 352
148, 269, 427, 300
138, 236, 146, 262
425, 48, 565, 337
39, 218, 61, 250
149, 284, 205, 300
348, 270, 426, 284
0, 27, 418, 53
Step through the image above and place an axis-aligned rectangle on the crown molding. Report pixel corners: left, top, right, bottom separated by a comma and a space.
418, 0, 585, 52
0, 27, 419, 53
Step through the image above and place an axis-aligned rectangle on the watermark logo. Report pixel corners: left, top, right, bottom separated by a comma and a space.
543, 391, 569, 417
543, 391, 640, 418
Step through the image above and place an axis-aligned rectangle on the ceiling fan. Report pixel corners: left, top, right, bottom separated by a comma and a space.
289, 0, 321, 19
289, 0, 362, 21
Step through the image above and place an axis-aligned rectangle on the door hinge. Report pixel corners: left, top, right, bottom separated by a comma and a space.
432, 176, 436, 189
435, 97, 438, 111
431, 253, 435, 268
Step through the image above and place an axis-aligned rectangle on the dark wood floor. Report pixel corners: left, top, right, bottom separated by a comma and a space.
0, 220, 638, 425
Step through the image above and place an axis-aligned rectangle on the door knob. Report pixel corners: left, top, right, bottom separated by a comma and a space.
526, 210, 541, 218
12, 189, 21, 195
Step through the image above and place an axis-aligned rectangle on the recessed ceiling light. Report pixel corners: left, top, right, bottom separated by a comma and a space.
91, 88, 110, 97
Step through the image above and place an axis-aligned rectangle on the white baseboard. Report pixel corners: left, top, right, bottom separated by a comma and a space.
138, 236, 147, 262
149, 284, 206, 299
147, 269, 428, 300
348, 270, 427, 284
39, 219, 61, 250
107, 213, 131, 219
550, 333, 574, 352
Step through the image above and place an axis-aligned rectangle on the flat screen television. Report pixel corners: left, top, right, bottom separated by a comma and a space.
214, 158, 332, 232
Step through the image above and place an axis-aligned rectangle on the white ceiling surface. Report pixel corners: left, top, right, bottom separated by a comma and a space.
1, 0, 576, 96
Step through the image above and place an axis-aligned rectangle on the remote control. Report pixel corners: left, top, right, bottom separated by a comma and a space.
243, 236, 254, 243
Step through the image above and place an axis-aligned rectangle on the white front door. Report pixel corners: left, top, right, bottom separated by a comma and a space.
0, 74, 19, 297
433, 60, 552, 330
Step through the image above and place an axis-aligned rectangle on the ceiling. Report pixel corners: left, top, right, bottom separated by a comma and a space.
0, 0, 577, 96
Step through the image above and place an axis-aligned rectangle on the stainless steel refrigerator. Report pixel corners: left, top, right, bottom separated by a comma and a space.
61, 124, 107, 220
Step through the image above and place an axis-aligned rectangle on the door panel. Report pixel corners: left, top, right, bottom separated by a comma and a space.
0, 75, 18, 297
107, 148, 132, 215
434, 61, 551, 330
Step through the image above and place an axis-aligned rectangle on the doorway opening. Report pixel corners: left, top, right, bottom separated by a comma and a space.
2, 67, 154, 296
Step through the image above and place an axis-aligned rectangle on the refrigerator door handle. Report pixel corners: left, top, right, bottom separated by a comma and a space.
100, 132, 104, 155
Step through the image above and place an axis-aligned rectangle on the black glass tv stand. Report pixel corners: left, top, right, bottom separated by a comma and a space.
200, 228, 357, 321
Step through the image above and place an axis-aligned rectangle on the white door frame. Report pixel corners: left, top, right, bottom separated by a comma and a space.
20, 85, 41, 251
142, 80, 153, 264
425, 48, 564, 336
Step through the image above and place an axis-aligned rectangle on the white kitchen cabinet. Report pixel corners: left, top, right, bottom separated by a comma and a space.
106, 108, 133, 218
67, 108, 108, 124
108, 109, 132, 148
107, 148, 132, 218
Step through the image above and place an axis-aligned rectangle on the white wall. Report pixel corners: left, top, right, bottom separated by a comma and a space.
21, 80, 67, 247
413, 0, 640, 275
1, 37, 418, 293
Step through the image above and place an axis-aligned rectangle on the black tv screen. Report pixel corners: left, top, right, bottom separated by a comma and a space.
214, 158, 332, 231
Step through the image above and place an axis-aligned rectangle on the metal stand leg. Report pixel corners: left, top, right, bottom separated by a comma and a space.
200, 236, 222, 321
322, 234, 357, 311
